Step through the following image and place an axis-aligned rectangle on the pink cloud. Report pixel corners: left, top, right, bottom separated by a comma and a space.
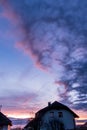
0, 92, 38, 116
0, 0, 18, 23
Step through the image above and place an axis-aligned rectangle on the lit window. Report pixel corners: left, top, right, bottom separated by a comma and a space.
58, 112, 63, 117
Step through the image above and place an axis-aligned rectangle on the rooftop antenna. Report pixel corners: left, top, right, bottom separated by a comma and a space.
0, 105, 2, 112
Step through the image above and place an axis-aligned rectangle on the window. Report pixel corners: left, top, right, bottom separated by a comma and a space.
50, 112, 54, 117
58, 112, 63, 117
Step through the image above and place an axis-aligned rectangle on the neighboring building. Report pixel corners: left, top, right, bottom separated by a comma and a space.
82, 122, 87, 127
0, 112, 12, 130
79, 122, 87, 130
24, 101, 79, 130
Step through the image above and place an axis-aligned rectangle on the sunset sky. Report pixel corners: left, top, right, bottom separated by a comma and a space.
0, 0, 87, 124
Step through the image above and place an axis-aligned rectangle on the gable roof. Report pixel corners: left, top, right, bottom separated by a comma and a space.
36, 101, 79, 118
24, 101, 79, 129
0, 112, 12, 126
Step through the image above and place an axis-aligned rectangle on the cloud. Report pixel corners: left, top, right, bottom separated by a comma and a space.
76, 119, 87, 124
0, 92, 38, 115
1, 0, 87, 111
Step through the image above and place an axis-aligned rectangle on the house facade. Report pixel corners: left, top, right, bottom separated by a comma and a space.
0, 112, 12, 130
24, 101, 79, 130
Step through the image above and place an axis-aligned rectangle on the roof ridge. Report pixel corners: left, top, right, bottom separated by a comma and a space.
36, 101, 79, 118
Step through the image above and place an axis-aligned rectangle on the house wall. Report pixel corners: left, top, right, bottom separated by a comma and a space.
0, 125, 11, 130
7, 125, 11, 130
3, 126, 7, 130
1, 125, 10, 130
41, 109, 75, 130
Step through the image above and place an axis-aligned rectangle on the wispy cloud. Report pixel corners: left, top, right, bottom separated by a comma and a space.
0, 92, 38, 117
1, 0, 87, 111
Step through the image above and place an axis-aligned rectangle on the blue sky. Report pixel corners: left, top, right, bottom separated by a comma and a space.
0, 0, 87, 123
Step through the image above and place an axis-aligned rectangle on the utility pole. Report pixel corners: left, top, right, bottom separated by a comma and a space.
0, 105, 2, 112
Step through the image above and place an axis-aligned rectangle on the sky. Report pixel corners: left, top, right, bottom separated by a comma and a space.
0, 0, 87, 124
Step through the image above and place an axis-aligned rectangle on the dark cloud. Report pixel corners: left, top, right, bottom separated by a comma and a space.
76, 119, 87, 124
1, 0, 87, 111
73, 103, 87, 111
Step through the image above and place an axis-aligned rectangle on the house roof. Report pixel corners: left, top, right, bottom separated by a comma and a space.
0, 112, 12, 126
24, 101, 79, 129
36, 101, 79, 118
24, 118, 39, 129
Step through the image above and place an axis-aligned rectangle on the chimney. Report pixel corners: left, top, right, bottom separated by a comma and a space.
48, 102, 51, 107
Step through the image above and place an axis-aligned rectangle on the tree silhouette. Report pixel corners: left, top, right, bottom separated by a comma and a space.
49, 119, 64, 130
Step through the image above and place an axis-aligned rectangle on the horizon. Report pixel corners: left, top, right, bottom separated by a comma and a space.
1, 101, 87, 126
0, 0, 87, 126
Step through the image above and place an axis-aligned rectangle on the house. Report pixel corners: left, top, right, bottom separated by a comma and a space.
24, 101, 79, 130
0, 112, 12, 130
